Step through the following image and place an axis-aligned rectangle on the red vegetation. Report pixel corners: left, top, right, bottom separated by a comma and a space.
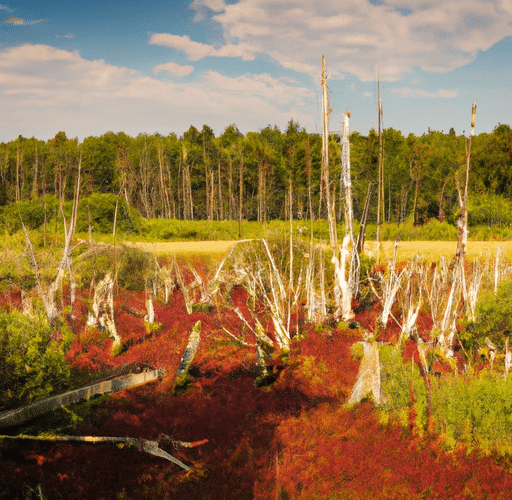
2, 259, 512, 499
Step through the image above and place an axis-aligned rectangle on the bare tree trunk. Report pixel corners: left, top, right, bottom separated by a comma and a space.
376, 78, 384, 245
455, 99, 477, 264
22, 156, 82, 326
182, 147, 194, 221
412, 161, 420, 225
140, 137, 151, 218
356, 184, 373, 254
321, 56, 337, 253
217, 161, 224, 220
228, 156, 235, 220
15, 142, 22, 202
31, 141, 39, 199
158, 142, 171, 218
238, 153, 243, 238
306, 137, 313, 223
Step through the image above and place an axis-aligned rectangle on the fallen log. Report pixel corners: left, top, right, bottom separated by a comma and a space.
0, 368, 165, 429
0, 433, 190, 471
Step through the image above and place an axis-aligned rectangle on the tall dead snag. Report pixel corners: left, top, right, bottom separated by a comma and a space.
22, 155, 82, 327
441, 99, 477, 347
87, 273, 120, 347
321, 56, 354, 322
341, 111, 360, 309
376, 76, 384, 248
455, 99, 477, 265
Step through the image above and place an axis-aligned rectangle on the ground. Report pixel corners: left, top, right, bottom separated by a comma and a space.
2, 249, 512, 500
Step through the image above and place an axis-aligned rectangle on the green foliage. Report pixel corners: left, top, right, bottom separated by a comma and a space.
379, 345, 427, 428
379, 342, 512, 454
365, 218, 457, 241
0, 310, 70, 410
76, 245, 155, 292
74, 193, 144, 234
463, 279, 512, 352
432, 372, 512, 454
468, 194, 512, 227
0, 195, 59, 234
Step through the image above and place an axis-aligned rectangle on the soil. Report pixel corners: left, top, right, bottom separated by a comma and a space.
2, 256, 512, 500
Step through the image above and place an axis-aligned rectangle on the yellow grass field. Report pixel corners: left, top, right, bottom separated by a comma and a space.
124, 240, 247, 257
126, 239, 512, 263
365, 240, 512, 262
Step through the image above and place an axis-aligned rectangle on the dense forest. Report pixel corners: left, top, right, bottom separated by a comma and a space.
2, 120, 512, 227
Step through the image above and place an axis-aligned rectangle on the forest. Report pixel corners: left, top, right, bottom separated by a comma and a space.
2, 120, 512, 229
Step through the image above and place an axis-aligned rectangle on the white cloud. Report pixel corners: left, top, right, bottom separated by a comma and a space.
153, 61, 194, 77
149, 33, 257, 61
0, 44, 315, 141
174, 0, 512, 82
0, 4, 15, 12
4, 16, 44, 25
392, 87, 458, 98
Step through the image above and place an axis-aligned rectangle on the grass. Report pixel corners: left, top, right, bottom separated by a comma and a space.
123, 240, 248, 257
122, 239, 512, 264
365, 240, 512, 263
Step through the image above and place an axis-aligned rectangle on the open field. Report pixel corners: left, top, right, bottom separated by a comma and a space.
366, 240, 512, 262
125, 239, 512, 262
123, 239, 249, 257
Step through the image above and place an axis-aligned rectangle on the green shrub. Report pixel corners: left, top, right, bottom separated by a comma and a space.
76, 244, 155, 292
379, 344, 427, 428
0, 195, 59, 234
462, 278, 512, 352
432, 372, 512, 453
0, 310, 70, 410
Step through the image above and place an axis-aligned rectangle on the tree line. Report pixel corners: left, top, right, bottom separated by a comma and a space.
2, 121, 512, 226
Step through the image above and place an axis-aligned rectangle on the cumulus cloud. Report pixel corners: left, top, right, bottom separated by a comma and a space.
392, 87, 458, 98
169, 0, 512, 82
149, 33, 257, 61
153, 61, 194, 77
0, 44, 314, 141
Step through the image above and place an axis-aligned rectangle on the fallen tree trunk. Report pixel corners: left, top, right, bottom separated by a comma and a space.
0, 369, 164, 429
0, 433, 190, 471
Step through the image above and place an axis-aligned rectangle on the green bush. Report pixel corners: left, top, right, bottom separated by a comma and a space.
0, 310, 70, 410
76, 245, 155, 292
432, 372, 512, 453
379, 344, 427, 428
462, 278, 512, 352
0, 195, 59, 234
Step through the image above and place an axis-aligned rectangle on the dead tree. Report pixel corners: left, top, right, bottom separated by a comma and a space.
321, 56, 355, 322
22, 155, 82, 327
87, 273, 120, 347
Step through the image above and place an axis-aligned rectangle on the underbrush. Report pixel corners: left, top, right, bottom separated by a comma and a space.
379, 343, 512, 455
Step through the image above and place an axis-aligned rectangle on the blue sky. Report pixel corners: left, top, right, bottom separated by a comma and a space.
1, 0, 511, 142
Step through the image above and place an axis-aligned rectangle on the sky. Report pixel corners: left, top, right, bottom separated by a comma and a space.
1, 0, 512, 142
